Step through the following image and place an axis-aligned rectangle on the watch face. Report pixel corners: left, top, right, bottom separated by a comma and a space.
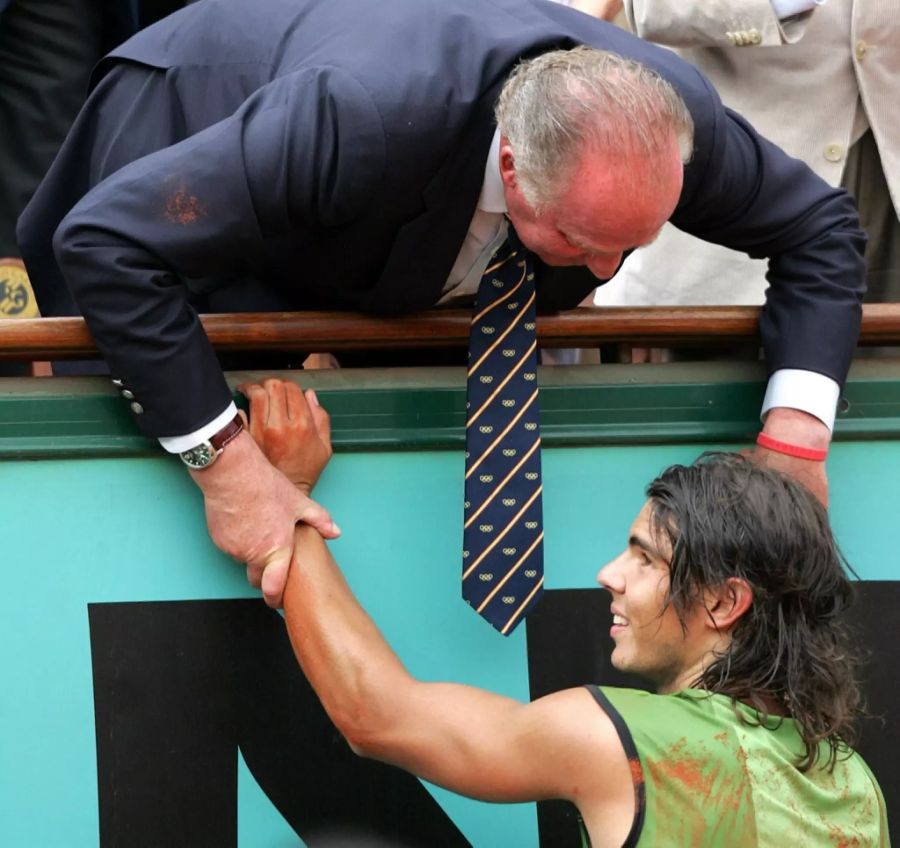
180, 443, 216, 469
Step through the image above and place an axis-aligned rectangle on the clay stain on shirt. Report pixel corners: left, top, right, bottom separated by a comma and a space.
628, 756, 644, 786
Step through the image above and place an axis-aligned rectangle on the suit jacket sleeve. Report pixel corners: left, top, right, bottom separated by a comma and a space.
53, 67, 385, 438
624, 0, 813, 46
673, 85, 865, 385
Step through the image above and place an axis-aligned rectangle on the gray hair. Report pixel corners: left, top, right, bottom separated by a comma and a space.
495, 47, 694, 210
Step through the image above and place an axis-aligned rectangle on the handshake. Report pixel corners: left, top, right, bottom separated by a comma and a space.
189, 379, 339, 608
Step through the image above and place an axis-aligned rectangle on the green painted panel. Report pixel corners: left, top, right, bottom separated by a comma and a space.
2, 360, 900, 457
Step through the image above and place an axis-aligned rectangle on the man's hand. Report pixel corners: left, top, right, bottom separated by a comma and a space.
238, 379, 333, 494
189, 426, 339, 608
750, 407, 830, 506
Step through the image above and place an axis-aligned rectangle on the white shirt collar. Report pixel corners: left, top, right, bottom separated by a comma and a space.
478, 129, 507, 214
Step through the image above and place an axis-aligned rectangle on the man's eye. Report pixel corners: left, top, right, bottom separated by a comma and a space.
639, 552, 652, 566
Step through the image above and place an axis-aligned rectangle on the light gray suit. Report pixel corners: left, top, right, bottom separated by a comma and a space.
597, 0, 899, 306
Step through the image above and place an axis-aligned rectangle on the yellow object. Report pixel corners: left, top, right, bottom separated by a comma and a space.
0, 258, 39, 318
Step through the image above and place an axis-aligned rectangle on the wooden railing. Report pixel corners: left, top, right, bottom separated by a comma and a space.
2, 305, 900, 360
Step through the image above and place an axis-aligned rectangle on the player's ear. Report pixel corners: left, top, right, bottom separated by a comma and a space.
705, 577, 753, 632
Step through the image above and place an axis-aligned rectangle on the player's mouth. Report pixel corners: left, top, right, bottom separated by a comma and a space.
611, 611, 629, 636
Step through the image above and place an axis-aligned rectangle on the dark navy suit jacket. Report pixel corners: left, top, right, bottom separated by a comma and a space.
17, 0, 865, 438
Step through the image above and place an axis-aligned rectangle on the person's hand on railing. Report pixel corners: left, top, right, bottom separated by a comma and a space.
238, 379, 333, 496
749, 408, 830, 507
189, 419, 340, 609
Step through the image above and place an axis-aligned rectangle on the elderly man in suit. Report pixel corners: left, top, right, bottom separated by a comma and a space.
18, 0, 865, 606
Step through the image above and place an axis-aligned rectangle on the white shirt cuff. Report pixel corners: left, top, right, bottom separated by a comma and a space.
761, 370, 840, 432
158, 402, 238, 453
769, 0, 826, 19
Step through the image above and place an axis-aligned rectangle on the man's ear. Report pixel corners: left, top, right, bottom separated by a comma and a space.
705, 577, 753, 632
498, 135, 518, 191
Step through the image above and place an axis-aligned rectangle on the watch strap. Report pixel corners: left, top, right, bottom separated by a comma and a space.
209, 413, 245, 453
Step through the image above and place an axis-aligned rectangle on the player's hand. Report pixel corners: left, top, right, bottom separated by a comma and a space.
238, 378, 333, 495
190, 427, 340, 608
748, 408, 830, 507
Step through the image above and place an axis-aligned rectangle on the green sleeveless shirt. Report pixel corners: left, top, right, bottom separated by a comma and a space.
582, 686, 890, 847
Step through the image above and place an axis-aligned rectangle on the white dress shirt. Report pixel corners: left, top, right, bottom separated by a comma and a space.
770, 0, 826, 18
438, 129, 508, 305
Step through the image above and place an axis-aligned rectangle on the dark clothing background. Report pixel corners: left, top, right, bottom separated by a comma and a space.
0, 0, 138, 255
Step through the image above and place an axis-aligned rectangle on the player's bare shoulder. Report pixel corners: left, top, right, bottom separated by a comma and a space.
534, 687, 637, 848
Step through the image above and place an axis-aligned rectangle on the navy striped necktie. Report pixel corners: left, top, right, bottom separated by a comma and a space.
462, 227, 544, 635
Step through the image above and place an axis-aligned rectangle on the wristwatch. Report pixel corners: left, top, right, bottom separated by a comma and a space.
178, 414, 245, 470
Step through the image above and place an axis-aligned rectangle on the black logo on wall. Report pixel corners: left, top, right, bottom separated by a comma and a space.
88, 600, 469, 848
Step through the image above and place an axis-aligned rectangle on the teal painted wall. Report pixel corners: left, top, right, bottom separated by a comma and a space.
2, 437, 897, 846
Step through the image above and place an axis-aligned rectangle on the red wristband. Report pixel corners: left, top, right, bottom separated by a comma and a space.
756, 433, 828, 462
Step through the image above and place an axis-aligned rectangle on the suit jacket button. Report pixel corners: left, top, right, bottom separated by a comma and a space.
824, 143, 844, 163
111, 378, 124, 387
130, 401, 144, 415
748, 28, 761, 45
121, 389, 135, 400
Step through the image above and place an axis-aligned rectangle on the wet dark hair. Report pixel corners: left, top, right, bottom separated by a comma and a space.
646, 452, 864, 771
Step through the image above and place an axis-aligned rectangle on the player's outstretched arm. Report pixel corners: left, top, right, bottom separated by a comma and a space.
283, 525, 632, 821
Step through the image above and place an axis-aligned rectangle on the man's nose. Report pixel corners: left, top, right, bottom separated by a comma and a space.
597, 552, 626, 592
586, 253, 623, 280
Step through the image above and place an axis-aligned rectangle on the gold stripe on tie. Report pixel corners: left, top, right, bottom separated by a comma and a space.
466, 338, 537, 428
464, 394, 539, 481
463, 485, 543, 580
471, 271, 525, 325
501, 577, 545, 636
465, 436, 541, 527
471, 261, 526, 326
476, 532, 545, 613
482, 248, 519, 278
468, 285, 533, 377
